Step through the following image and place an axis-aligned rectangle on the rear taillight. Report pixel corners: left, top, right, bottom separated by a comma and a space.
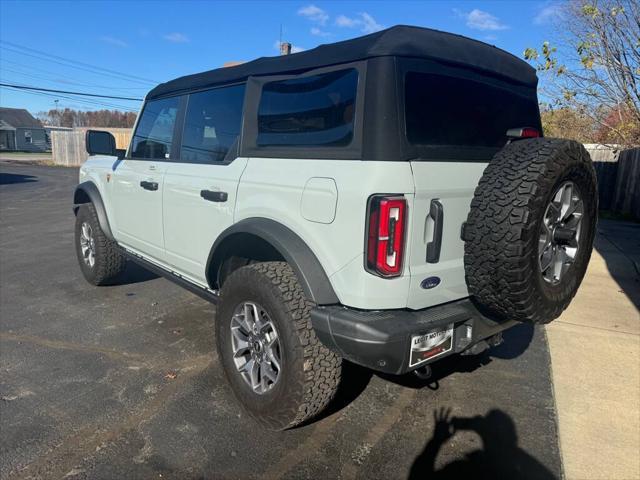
366, 195, 407, 278
506, 127, 540, 139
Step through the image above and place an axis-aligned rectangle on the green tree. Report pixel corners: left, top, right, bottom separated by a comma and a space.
524, 0, 639, 146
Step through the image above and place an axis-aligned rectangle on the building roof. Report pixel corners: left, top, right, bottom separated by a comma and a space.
0, 108, 43, 128
148, 25, 537, 100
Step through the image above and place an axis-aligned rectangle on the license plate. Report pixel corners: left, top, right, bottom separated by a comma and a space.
409, 324, 454, 367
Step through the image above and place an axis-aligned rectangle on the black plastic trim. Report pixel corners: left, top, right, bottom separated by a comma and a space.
206, 218, 339, 305
311, 299, 518, 375
73, 181, 114, 241
140, 180, 159, 191
200, 190, 228, 202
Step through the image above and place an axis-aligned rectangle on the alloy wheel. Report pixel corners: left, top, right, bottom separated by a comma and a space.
230, 301, 282, 394
538, 181, 584, 285
79, 222, 96, 268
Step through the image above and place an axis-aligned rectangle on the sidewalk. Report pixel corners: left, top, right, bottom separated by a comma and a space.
0, 152, 52, 163
547, 219, 640, 480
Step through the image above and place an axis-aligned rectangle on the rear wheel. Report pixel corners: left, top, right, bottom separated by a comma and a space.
75, 203, 126, 285
216, 261, 341, 430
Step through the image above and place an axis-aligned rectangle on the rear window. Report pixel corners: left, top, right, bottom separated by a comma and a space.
257, 68, 358, 147
405, 72, 540, 148
181, 84, 245, 164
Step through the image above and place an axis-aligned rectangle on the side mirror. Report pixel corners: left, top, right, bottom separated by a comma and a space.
86, 130, 118, 157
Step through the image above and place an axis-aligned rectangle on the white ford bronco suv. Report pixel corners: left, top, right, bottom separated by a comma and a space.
74, 26, 597, 430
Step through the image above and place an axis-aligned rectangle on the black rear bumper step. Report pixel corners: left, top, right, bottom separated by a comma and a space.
311, 299, 517, 375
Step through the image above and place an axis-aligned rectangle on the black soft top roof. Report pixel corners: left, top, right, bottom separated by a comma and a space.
147, 25, 537, 100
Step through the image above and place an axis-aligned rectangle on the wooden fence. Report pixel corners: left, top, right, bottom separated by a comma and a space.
51, 128, 132, 167
586, 145, 640, 220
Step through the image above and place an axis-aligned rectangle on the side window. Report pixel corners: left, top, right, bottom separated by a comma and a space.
257, 68, 358, 147
131, 96, 180, 159
180, 84, 245, 163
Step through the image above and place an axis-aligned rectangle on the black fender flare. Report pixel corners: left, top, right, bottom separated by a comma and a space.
73, 181, 114, 241
206, 218, 340, 305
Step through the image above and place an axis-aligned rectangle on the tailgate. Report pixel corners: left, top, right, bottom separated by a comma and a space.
406, 161, 487, 309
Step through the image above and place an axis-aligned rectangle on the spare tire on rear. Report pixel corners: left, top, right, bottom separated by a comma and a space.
464, 138, 597, 324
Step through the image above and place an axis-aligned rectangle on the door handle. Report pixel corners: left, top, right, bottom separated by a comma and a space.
200, 190, 228, 202
140, 181, 158, 191
426, 199, 444, 263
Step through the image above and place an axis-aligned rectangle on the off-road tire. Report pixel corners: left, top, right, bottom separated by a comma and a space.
75, 203, 126, 285
464, 138, 597, 324
216, 261, 341, 430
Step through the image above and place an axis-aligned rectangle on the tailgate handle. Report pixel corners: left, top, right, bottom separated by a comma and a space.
426, 199, 444, 263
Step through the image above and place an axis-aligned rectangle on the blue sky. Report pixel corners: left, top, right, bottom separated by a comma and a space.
0, 0, 562, 114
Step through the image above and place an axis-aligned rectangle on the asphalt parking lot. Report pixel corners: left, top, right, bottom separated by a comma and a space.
0, 161, 561, 479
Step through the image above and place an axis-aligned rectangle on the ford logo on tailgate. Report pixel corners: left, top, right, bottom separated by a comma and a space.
421, 276, 441, 289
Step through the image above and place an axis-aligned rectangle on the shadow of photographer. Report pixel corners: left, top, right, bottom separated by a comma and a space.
409, 407, 556, 480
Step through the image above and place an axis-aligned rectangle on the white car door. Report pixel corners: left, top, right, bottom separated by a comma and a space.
111, 96, 180, 261
162, 84, 247, 284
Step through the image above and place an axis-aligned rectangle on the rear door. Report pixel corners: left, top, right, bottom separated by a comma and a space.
162, 83, 246, 285
111, 96, 180, 260
401, 67, 542, 309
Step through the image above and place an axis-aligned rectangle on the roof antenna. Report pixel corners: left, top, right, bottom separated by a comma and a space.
279, 25, 292, 56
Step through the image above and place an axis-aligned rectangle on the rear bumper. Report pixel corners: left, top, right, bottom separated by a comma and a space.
310, 299, 518, 375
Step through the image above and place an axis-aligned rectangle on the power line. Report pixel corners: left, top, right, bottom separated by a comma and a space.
0, 59, 149, 91
0, 83, 143, 101
0, 68, 144, 96
0, 85, 139, 111
0, 44, 158, 86
3, 88, 139, 112
1, 40, 159, 85
0, 69, 148, 100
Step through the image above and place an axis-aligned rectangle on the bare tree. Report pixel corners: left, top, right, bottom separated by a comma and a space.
36, 109, 137, 128
524, 0, 639, 146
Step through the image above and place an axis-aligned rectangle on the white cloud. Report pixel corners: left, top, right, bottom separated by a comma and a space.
359, 13, 384, 33
100, 36, 127, 47
163, 32, 189, 43
455, 8, 509, 31
334, 12, 384, 33
311, 27, 331, 37
335, 14, 357, 28
534, 4, 564, 25
298, 4, 329, 25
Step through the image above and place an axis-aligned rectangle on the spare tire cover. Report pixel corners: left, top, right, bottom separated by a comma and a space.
464, 138, 597, 324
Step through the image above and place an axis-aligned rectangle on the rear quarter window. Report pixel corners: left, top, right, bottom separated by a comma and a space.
404, 72, 540, 149
257, 68, 358, 147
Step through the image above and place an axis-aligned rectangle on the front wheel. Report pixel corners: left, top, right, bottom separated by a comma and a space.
74, 203, 126, 285
216, 261, 341, 430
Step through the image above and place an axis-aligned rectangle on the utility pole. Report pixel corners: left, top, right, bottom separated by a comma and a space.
54, 99, 59, 126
